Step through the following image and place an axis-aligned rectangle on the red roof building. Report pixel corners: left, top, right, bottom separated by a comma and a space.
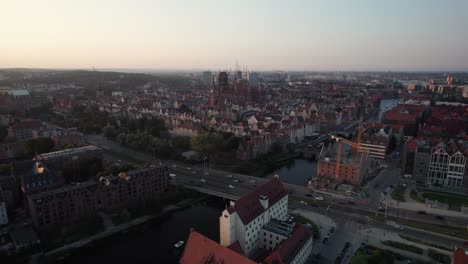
264, 224, 313, 264
180, 230, 255, 264
452, 248, 468, 264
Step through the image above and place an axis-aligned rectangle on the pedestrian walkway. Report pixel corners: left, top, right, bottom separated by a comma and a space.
389, 186, 468, 218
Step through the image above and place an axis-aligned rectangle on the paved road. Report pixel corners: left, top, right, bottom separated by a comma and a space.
85, 134, 468, 237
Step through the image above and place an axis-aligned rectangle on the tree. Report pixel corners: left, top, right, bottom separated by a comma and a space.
0, 127, 7, 142
24, 137, 54, 157
103, 125, 118, 140
191, 132, 223, 155
0, 164, 10, 176
173, 136, 191, 150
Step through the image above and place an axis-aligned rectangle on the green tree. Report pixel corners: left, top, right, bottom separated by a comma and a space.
0, 127, 7, 142
191, 132, 223, 155
103, 125, 118, 140
0, 164, 10, 176
24, 137, 54, 157
173, 136, 191, 149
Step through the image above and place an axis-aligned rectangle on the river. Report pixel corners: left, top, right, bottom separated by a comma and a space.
266, 99, 400, 187
59, 198, 225, 264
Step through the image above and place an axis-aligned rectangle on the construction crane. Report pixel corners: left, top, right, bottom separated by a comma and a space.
330, 134, 369, 179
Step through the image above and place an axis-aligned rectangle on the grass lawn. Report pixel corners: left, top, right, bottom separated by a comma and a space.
395, 218, 468, 240
410, 189, 425, 203
290, 213, 320, 240
382, 240, 424, 255
421, 192, 468, 208
350, 245, 394, 264
392, 185, 406, 202
399, 235, 451, 251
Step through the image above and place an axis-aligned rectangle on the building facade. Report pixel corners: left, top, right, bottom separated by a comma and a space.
220, 178, 289, 257
26, 165, 168, 230
427, 142, 467, 188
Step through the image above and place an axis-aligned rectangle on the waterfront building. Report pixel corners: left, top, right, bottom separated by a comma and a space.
219, 177, 289, 256
317, 142, 370, 186
180, 230, 256, 264
33, 145, 103, 182
26, 165, 168, 230
182, 178, 313, 264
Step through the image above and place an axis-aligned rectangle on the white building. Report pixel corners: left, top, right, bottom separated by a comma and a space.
220, 178, 289, 256
219, 177, 313, 263
427, 141, 467, 188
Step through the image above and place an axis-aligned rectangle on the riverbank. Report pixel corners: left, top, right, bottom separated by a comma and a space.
39, 195, 209, 264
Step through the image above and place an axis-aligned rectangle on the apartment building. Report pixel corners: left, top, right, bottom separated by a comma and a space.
427, 141, 467, 188
26, 165, 168, 230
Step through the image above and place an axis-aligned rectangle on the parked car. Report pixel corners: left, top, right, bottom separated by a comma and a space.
228, 185, 235, 189
417, 210, 427, 215
200, 179, 206, 183
315, 196, 324, 201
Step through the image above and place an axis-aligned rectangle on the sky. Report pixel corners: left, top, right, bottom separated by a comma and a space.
1, 0, 468, 71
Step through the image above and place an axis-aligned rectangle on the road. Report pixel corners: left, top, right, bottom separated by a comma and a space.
85, 134, 468, 242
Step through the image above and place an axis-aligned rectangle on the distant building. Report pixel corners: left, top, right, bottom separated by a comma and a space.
247, 72, 259, 87
0, 186, 8, 226
112, 91, 123, 97
359, 124, 392, 160
201, 71, 212, 86
7, 119, 43, 141
26, 165, 168, 230
413, 140, 432, 183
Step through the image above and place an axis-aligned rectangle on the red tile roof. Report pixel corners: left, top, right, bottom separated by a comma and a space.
453, 248, 468, 264
264, 224, 313, 264
230, 178, 287, 225
180, 231, 255, 264
227, 241, 244, 256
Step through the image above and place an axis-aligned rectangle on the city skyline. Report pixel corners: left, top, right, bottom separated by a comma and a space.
1, 0, 468, 71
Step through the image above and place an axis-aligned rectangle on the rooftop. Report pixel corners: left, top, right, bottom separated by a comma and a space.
264, 224, 313, 264
230, 177, 287, 225
180, 230, 255, 264
262, 219, 295, 237
34, 145, 101, 160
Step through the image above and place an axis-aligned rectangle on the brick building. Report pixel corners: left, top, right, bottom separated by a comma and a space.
33, 145, 103, 182
26, 165, 168, 230
317, 143, 370, 186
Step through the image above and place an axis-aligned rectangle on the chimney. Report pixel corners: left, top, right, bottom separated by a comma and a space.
259, 195, 269, 209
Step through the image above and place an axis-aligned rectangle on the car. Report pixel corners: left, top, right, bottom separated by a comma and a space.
228, 185, 235, 189
347, 201, 355, 205
204, 172, 209, 175
435, 215, 444, 220
200, 179, 206, 183
300, 200, 308, 205
226, 175, 233, 178
315, 196, 324, 201
322, 237, 328, 244
248, 179, 256, 183
192, 171, 196, 174
171, 164, 177, 168
187, 167, 191, 170
417, 210, 427, 215
374, 184, 379, 188
310, 204, 318, 207
305, 194, 312, 197
233, 179, 239, 183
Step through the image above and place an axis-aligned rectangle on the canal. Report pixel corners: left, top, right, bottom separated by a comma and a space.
58, 198, 225, 264
265, 99, 399, 187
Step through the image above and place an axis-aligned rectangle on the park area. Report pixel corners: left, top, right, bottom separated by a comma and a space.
421, 191, 468, 208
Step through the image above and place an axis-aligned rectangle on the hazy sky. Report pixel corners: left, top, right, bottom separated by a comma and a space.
1, 0, 468, 71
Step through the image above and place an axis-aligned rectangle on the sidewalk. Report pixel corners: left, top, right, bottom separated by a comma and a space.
388, 186, 468, 218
